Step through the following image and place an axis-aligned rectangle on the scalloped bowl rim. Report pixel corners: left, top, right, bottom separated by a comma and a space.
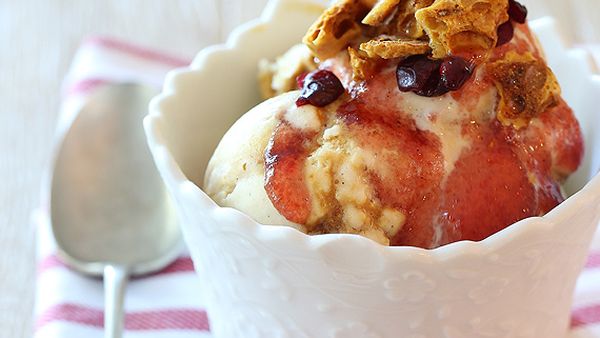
145, 1, 600, 262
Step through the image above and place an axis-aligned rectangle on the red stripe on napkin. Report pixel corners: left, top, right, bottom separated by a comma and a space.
36, 303, 209, 331
586, 252, 600, 269
65, 78, 111, 96
157, 256, 195, 275
572, 304, 600, 328
37, 254, 65, 273
85, 37, 191, 68
37, 254, 194, 276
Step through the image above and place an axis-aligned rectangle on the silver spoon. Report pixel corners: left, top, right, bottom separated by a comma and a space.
49, 83, 183, 338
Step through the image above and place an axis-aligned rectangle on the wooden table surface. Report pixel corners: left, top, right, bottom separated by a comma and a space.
0, 1, 597, 337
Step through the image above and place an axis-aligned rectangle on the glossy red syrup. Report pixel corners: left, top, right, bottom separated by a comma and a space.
264, 121, 315, 224
339, 97, 445, 247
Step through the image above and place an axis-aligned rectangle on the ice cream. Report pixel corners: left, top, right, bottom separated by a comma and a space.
204, 0, 583, 248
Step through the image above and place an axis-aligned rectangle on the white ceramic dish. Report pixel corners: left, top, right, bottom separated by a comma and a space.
145, 1, 600, 337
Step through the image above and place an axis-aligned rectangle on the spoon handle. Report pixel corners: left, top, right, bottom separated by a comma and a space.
104, 265, 129, 338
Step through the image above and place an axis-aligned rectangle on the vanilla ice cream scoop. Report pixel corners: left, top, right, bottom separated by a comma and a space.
204, 19, 583, 248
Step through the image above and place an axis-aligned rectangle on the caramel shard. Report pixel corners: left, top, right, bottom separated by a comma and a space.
488, 51, 560, 128
383, 0, 434, 39
360, 37, 431, 59
415, 0, 509, 58
258, 44, 317, 100
362, 0, 400, 26
414, 0, 435, 7
303, 0, 372, 60
348, 47, 379, 80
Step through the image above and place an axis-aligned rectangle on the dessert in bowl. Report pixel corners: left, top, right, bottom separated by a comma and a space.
145, 0, 600, 337
206, 0, 583, 248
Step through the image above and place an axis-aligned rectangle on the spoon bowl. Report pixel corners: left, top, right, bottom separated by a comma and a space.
50, 83, 183, 337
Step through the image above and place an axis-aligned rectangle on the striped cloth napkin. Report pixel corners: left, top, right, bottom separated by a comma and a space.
34, 37, 600, 338
34, 37, 210, 338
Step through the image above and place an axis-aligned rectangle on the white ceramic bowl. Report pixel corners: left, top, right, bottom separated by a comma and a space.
144, 1, 600, 337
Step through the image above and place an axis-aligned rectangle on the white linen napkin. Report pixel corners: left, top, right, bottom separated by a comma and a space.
34, 37, 210, 338
34, 36, 600, 338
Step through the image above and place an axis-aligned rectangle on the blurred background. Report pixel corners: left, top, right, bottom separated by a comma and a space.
0, 0, 598, 337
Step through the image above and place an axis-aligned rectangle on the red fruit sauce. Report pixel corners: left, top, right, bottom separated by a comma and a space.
263, 27, 583, 248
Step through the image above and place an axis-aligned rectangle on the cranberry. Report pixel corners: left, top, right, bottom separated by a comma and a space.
496, 21, 514, 47
440, 56, 474, 91
508, 0, 528, 24
396, 54, 475, 97
416, 72, 450, 97
396, 66, 419, 92
296, 70, 345, 107
396, 55, 443, 94
397, 56, 435, 92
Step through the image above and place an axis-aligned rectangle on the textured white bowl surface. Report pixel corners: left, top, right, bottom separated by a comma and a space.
144, 1, 600, 337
